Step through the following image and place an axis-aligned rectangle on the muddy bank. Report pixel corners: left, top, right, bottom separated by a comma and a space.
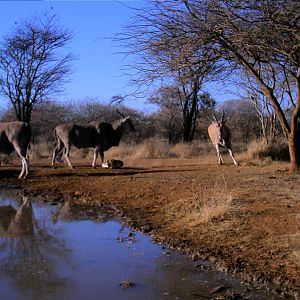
0, 188, 282, 300
2, 158, 300, 297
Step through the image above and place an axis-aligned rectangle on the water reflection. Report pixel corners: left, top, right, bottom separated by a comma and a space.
0, 196, 33, 238
0, 192, 72, 300
0, 191, 282, 300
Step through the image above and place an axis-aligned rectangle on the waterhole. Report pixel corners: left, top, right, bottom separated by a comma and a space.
0, 189, 281, 300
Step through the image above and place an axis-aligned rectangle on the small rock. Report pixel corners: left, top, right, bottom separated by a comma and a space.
119, 280, 135, 289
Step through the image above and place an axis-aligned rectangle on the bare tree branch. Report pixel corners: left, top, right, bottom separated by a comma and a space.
0, 13, 74, 122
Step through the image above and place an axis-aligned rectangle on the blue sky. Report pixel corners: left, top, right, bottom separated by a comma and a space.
0, 0, 238, 113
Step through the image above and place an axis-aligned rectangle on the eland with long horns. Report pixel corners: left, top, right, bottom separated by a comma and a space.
52, 110, 135, 169
208, 111, 238, 166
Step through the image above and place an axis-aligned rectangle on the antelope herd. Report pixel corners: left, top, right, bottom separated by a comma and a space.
0, 111, 238, 179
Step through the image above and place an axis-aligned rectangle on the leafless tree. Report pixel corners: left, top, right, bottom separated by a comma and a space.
196, 92, 217, 139
149, 86, 216, 143
219, 99, 262, 147
149, 86, 182, 143
118, 0, 224, 142
186, 0, 300, 170
235, 74, 282, 144
249, 94, 281, 145
0, 14, 74, 123
30, 100, 73, 142
128, 0, 300, 171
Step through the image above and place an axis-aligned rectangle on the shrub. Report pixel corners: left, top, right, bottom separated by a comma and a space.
29, 141, 53, 158
246, 138, 289, 162
132, 138, 171, 159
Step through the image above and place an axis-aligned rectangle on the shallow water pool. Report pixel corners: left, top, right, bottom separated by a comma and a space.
0, 189, 281, 300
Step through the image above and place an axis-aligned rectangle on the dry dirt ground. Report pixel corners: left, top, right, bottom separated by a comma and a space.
2, 155, 300, 297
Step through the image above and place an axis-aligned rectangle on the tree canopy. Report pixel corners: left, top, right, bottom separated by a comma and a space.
0, 14, 74, 123
123, 0, 300, 170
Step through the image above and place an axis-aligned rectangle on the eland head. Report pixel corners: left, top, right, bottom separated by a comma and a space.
116, 109, 135, 132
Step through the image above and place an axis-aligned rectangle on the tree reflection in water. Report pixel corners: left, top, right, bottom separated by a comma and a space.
0, 193, 72, 299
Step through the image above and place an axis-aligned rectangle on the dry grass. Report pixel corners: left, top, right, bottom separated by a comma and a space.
170, 141, 213, 158
132, 139, 171, 159
293, 251, 300, 266
29, 141, 53, 158
105, 139, 212, 160
163, 177, 234, 229
245, 138, 269, 160
105, 144, 137, 160
245, 138, 289, 163
29, 137, 289, 167
289, 234, 300, 261
29, 138, 214, 160
282, 214, 300, 266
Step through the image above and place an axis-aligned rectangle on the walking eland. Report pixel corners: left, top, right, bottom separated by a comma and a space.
52, 111, 135, 169
208, 112, 238, 166
0, 122, 31, 178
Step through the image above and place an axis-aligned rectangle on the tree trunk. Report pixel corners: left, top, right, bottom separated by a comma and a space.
288, 71, 300, 172
183, 114, 192, 142
288, 135, 300, 172
288, 112, 300, 172
255, 78, 299, 171
183, 110, 197, 142
182, 89, 198, 143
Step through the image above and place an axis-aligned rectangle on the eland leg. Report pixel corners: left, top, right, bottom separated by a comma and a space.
64, 144, 74, 169
52, 140, 64, 168
228, 148, 238, 165
92, 146, 99, 168
52, 149, 61, 168
99, 150, 105, 167
19, 158, 26, 179
100, 150, 104, 164
14, 145, 29, 179
21, 156, 29, 178
14, 196, 31, 222
216, 144, 224, 165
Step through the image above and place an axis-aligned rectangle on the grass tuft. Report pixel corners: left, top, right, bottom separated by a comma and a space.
163, 177, 233, 228
246, 138, 289, 162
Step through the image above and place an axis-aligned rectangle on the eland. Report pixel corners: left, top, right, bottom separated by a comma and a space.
0, 121, 31, 178
0, 196, 33, 238
208, 112, 238, 166
51, 111, 135, 169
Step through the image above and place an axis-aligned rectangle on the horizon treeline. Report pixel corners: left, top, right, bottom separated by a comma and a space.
0, 96, 282, 150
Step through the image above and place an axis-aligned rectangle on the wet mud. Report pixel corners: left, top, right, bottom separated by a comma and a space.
1, 157, 300, 298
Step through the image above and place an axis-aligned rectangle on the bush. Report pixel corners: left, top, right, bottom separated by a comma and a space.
246, 138, 290, 161
132, 138, 171, 159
